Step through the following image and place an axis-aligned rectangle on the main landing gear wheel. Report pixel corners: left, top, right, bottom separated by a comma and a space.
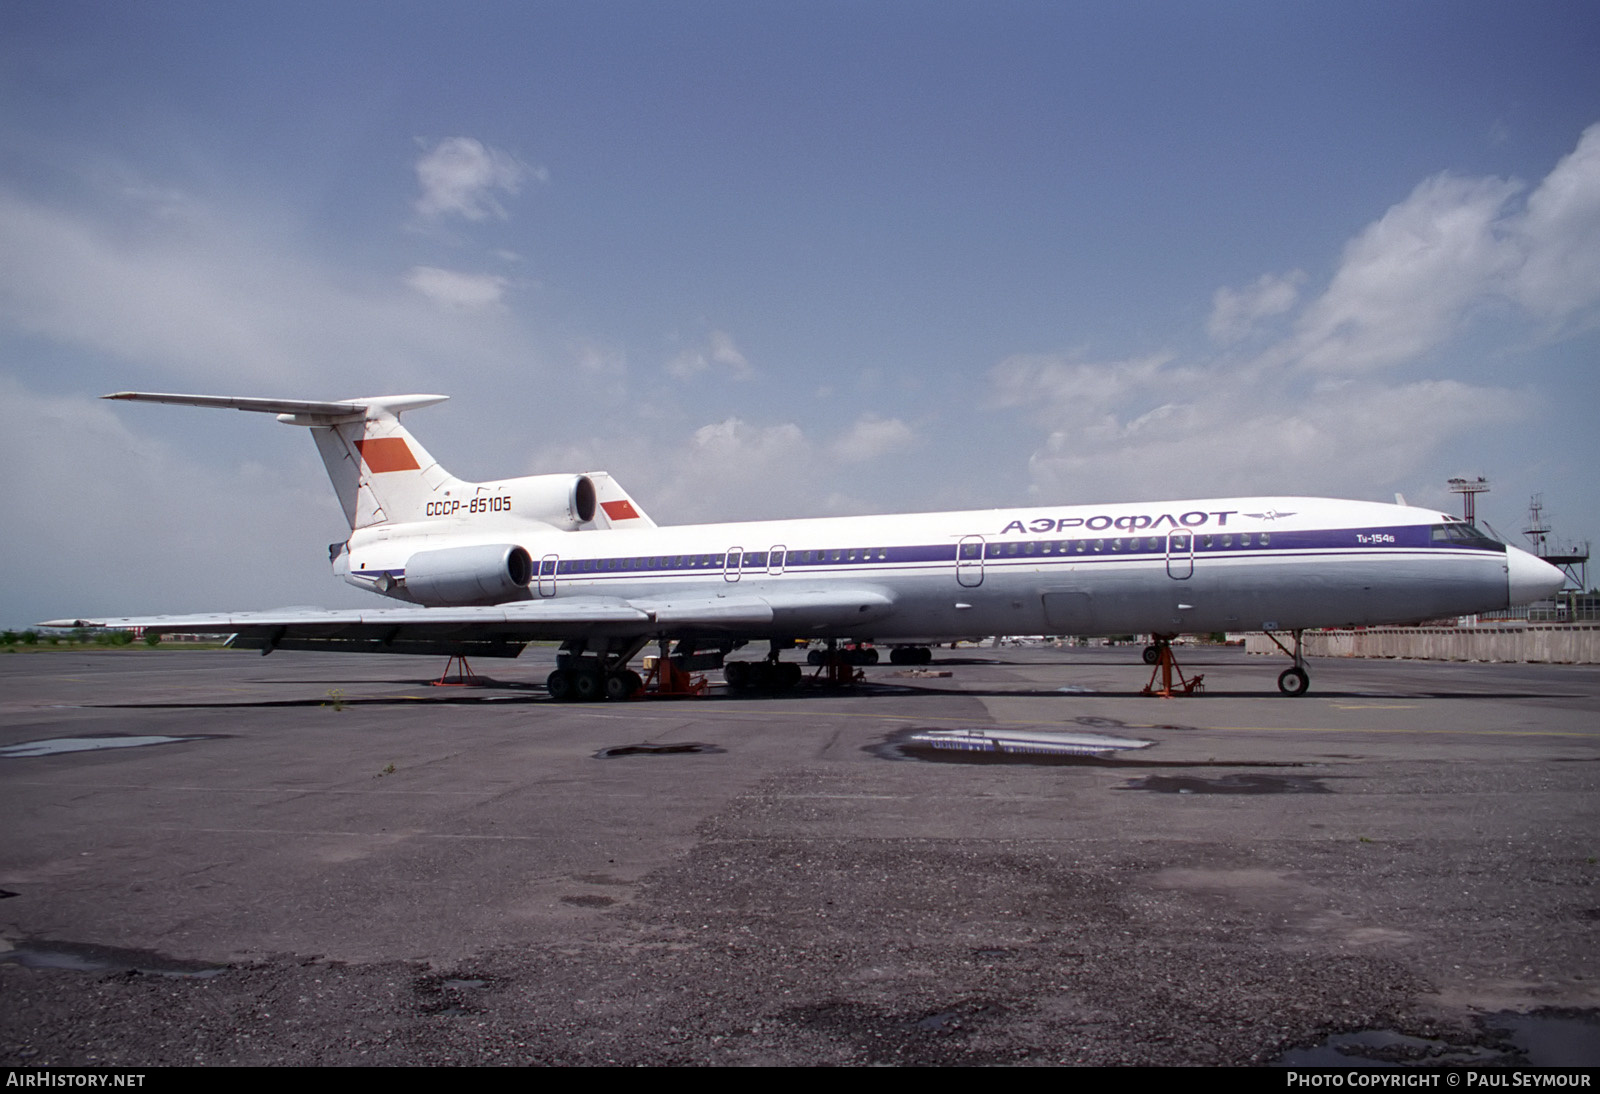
1277, 666, 1310, 696
572, 669, 605, 702
604, 670, 644, 701
546, 669, 573, 701
1141, 644, 1161, 665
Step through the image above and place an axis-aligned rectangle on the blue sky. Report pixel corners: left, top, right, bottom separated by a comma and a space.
2, 1, 1597, 623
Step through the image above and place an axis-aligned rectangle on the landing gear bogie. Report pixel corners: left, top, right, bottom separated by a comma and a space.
548, 666, 647, 702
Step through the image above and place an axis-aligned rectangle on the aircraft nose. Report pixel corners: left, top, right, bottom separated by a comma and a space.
1506, 546, 1565, 607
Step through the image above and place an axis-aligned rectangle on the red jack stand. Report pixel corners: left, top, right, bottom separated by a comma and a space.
430, 654, 485, 687
1141, 644, 1205, 698
642, 654, 707, 697
811, 650, 864, 687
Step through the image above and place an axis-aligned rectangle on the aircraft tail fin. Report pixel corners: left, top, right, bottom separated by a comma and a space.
584, 471, 657, 530
103, 391, 456, 530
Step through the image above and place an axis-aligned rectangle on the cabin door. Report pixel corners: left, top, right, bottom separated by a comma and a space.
1165, 534, 1193, 579
957, 535, 985, 587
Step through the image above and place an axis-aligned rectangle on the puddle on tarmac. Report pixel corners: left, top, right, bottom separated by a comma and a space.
1118, 774, 1332, 794
1274, 1009, 1600, 1067
2, 938, 226, 978
872, 726, 1153, 765
414, 971, 496, 1017
1487, 1010, 1600, 1066
593, 742, 724, 758
0, 735, 218, 758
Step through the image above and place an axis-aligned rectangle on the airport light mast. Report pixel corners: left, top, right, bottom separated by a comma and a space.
1447, 476, 1489, 524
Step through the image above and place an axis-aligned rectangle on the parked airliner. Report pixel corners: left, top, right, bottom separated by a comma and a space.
47, 392, 1565, 697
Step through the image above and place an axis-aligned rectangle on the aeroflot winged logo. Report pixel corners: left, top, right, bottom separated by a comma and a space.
354, 438, 420, 473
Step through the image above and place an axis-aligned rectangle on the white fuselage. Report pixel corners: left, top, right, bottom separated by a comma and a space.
339, 495, 1541, 641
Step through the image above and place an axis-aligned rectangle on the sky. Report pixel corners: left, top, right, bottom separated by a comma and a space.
2, 1, 1598, 625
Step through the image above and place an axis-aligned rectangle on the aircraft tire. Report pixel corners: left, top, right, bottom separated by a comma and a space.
546, 669, 573, 702
724, 660, 751, 690
781, 662, 802, 688
863, 647, 879, 665
1277, 666, 1310, 696
889, 647, 913, 665
604, 671, 640, 701
573, 669, 605, 702
1142, 644, 1161, 665
916, 646, 933, 665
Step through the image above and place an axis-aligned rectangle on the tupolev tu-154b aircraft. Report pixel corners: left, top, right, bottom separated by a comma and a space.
47, 391, 1565, 698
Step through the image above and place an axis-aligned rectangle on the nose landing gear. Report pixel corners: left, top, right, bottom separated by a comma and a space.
1262, 629, 1311, 696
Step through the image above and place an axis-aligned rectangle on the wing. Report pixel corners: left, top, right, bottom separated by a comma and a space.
42, 588, 897, 657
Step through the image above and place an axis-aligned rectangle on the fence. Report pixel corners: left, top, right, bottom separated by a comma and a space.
1243, 625, 1599, 664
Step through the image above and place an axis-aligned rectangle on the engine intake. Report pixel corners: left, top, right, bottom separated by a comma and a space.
404, 544, 533, 606
509, 474, 596, 529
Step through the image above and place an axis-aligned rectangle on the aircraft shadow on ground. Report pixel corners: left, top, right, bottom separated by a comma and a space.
83, 677, 1575, 708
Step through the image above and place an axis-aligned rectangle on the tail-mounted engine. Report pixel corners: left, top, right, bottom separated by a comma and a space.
509, 474, 597, 530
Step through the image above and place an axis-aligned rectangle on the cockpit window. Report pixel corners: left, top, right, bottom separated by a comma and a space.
1429, 523, 1502, 550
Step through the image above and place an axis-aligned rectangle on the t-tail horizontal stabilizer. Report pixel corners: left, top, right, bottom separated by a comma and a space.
101, 391, 655, 535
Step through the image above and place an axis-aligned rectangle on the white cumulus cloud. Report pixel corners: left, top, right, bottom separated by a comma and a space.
405, 265, 508, 310
1274, 122, 1600, 374
830, 414, 916, 463
985, 122, 1600, 506
667, 328, 753, 380
413, 137, 541, 222
1289, 173, 1521, 372
1207, 271, 1304, 345
1507, 122, 1600, 322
